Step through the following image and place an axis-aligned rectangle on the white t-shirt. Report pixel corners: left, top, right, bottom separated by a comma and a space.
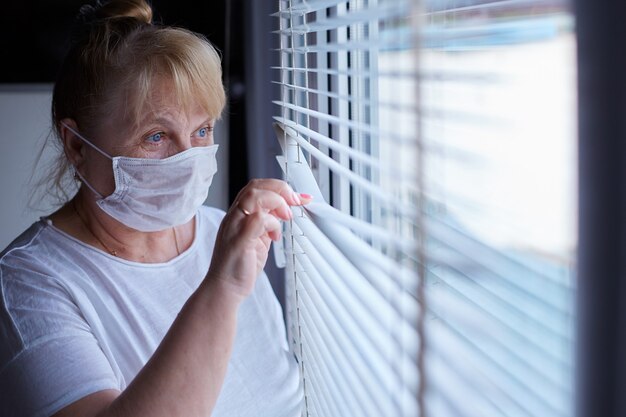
0, 206, 302, 417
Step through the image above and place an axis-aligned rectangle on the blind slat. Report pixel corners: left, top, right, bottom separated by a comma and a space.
277, 39, 412, 54
297, 337, 358, 417
427, 215, 574, 322
298, 288, 417, 415
291, 249, 405, 362
272, 80, 419, 112
295, 271, 421, 385
275, 124, 417, 216
426, 320, 568, 417
274, 108, 415, 144
427, 281, 571, 391
296, 272, 401, 415
425, 349, 523, 417
427, 267, 572, 373
275, 120, 418, 182
293, 210, 420, 313
276, 2, 409, 34
275, 0, 347, 16
272, 65, 418, 79
291, 221, 417, 342
298, 314, 391, 417
302, 201, 417, 253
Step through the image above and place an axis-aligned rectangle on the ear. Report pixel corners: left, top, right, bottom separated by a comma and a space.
59, 118, 86, 168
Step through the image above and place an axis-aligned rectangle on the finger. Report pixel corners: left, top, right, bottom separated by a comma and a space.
234, 201, 253, 217
237, 179, 308, 207
236, 188, 293, 221
263, 213, 282, 242
297, 193, 314, 205
240, 211, 282, 243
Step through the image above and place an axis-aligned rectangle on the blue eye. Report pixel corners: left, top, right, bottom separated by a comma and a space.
197, 127, 212, 138
146, 132, 163, 143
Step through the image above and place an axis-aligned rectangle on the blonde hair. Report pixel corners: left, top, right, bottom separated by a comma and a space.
46, 0, 226, 205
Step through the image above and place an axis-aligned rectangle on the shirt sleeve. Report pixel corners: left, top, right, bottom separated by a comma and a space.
0, 258, 119, 417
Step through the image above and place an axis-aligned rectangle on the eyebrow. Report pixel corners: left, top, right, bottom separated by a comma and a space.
136, 115, 213, 133
150, 116, 178, 129
193, 118, 214, 131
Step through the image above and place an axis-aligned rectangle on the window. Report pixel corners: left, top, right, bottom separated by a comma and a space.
274, 0, 576, 416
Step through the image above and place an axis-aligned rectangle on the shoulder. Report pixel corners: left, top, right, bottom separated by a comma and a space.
0, 220, 55, 278
0, 220, 48, 259
0, 220, 77, 324
0, 221, 88, 366
0, 218, 76, 300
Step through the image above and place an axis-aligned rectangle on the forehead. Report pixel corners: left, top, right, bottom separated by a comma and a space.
112, 76, 211, 132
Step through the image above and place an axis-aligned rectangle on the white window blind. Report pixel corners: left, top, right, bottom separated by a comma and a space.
273, 0, 576, 416
275, 1, 422, 416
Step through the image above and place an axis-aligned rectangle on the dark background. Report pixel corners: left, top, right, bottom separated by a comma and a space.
0, 0, 228, 84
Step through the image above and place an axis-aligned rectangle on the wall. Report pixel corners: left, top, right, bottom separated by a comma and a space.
0, 86, 56, 250
0, 85, 229, 251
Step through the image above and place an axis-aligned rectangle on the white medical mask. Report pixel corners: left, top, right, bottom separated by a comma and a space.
62, 122, 219, 232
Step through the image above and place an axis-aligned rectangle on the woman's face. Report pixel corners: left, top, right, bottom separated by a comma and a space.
79, 77, 215, 197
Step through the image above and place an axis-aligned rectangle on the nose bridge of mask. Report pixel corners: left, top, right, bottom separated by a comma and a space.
60, 121, 113, 160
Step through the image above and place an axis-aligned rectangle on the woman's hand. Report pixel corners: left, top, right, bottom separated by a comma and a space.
207, 179, 311, 301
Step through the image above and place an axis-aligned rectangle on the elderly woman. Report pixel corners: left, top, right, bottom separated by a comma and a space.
0, 1, 307, 416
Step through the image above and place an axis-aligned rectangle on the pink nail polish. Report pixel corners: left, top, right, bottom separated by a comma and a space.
300, 193, 313, 200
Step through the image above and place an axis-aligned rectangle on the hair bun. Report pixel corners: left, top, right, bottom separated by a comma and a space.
78, 0, 153, 25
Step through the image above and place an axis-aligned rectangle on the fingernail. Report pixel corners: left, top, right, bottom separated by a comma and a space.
300, 193, 313, 200
292, 192, 302, 205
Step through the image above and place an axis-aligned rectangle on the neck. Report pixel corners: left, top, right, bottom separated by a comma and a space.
56, 191, 194, 263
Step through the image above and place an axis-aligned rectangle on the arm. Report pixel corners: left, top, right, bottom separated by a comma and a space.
53, 179, 310, 417
55, 279, 240, 417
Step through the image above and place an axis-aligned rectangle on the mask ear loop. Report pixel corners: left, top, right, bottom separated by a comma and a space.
60, 121, 112, 160
60, 122, 109, 200
73, 167, 105, 199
